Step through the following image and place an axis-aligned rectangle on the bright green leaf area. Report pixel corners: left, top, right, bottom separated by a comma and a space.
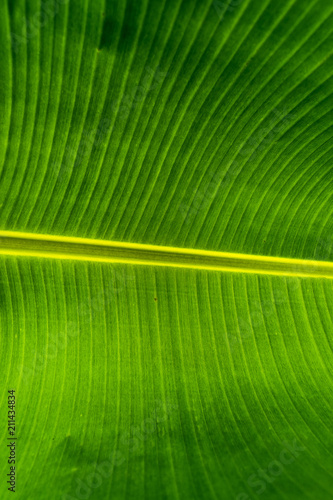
0, 0, 333, 499
1, 260, 333, 499
1, 0, 333, 259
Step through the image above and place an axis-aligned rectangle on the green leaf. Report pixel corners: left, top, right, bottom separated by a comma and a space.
0, 1, 333, 499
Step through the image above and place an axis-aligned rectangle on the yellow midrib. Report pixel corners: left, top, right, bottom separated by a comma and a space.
0, 230, 332, 279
